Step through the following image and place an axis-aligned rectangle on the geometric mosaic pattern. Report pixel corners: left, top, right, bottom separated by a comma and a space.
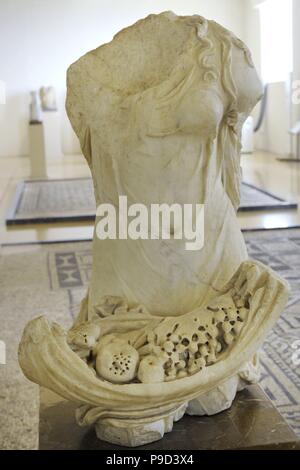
245, 231, 300, 436
7, 178, 96, 224
7, 178, 295, 225
47, 229, 300, 435
47, 249, 92, 319
240, 183, 296, 210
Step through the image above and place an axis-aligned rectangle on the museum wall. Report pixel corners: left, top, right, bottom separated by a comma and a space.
293, 0, 300, 126
244, 0, 299, 157
0, 0, 245, 158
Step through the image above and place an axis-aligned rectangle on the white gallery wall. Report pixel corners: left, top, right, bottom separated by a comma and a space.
0, 0, 245, 158
293, 0, 300, 126
244, 0, 299, 157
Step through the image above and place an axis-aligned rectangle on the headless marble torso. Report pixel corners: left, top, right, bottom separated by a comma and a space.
19, 14, 289, 448
66, 12, 263, 316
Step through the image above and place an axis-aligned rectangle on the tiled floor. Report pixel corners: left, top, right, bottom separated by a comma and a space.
1, 150, 300, 246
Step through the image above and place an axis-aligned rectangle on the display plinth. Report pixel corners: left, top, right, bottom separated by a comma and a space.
29, 123, 47, 179
42, 111, 63, 161
39, 385, 299, 450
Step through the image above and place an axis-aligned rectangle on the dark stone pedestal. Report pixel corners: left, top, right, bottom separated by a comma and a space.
39, 385, 299, 450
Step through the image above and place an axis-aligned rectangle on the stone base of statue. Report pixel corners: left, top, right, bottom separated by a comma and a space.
39, 385, 299, 450
76, 373, 256, 447
94, 404, 187, 447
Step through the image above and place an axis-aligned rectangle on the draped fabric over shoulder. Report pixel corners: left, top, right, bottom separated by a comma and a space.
66, 14, 262, 318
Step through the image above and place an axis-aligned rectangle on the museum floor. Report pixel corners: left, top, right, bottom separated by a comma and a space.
1, 151, 300, 449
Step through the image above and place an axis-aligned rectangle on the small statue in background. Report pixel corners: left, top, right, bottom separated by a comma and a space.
40, 86, 57, 111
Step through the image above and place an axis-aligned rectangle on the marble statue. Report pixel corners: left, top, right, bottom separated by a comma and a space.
40, 86, 57, 112
19, 12, 289, 447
